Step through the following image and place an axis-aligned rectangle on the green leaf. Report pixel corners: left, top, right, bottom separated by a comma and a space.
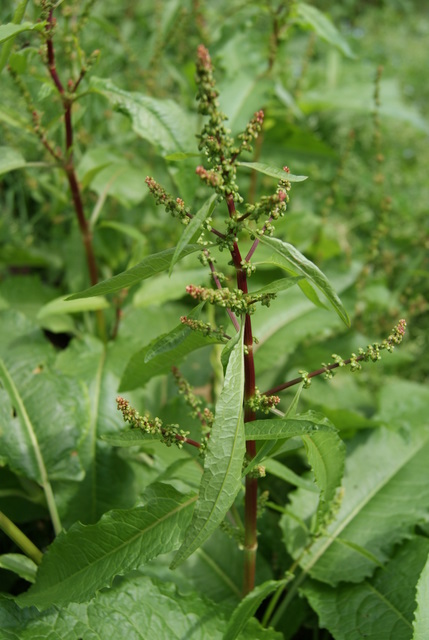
250, 276, 303, 296
3, 574, 281, 639
302, 536, 429, 640
165, 151, 201, 161
281, 420, 429, 585
169, 194, 217, 275
119, 320, 223, 391
413, 548, 429, 639
301, 425, 345, 530
37, 295, 109, 319
101, 429, 161, 447
171, 328, 245, 568
244, 414, 336, 440
0, 21, 45, 45
133, 267, 209, 308
0, 147, 27, 176
254, 235, 350, 326
98, 220, 147, 244
67, 244, 201, 299
263, 459, 318, 493
0, 554, 37, 583
89, 77, 197, 155
237, 161, 308, 182
224, 577, 291, 640
245, 413, 344, 527
17, 484, 197, 610
293, 3, 354, 58
0, 1, 30, 72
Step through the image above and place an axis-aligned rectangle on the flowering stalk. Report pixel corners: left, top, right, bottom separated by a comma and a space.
263, 319, 407, 396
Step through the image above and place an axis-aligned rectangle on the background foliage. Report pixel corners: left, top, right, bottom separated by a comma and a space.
0, 1, 428, 638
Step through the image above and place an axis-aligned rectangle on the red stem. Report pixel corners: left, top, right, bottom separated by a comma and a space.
226, 193, 258, 595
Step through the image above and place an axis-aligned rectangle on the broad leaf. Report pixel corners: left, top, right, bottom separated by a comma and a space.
281, 421, 429, 585
4, 574, 281, 639
67, 244, 201, 299
89, 77, 197, 155
0, 147, 27, 176
302, 536, 429, 640
413, 548, 429, 639
263, 459, 318, 493
224, 577, 291, 640
169, 194, 217, 274
171, 328, 245, 568
237, 161, 308, 182
254, 235, 350, 326
17, 484, 197, 610
293, 3, 354, 58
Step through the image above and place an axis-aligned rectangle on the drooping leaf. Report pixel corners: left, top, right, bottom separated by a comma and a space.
169, 194, 217, 274
254, 234, 350, 326
293, 3, 354, 58
281, 419, 429, 585
302, 536, 429, 640
17, 484, 197, 610
171, 328, 245, 568
67, 244, 201, 300
0, 554, 37, 583
224, 577, 291, 640
4, 574, 282, 639
89, 76, 197, 155
413, 548, 429, 639
237, 161, 308, 182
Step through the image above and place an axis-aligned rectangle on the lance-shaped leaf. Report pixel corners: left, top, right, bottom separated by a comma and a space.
224, 577, 291, 640
237, 161, 308, 182
67, 244, 201, 300
171, 329, 245, 568
169, 194, 217, 275
293, 3, 354, 58
119, 315, 224, 391
0, 554, 37, 584
89, 77, 197, 155
254, 234, 350, 326
281, 422, 429, 585
302, 536, 429, 640
4, 574, 281, 639
244, 414, 337, 440
17, 484, 197, 610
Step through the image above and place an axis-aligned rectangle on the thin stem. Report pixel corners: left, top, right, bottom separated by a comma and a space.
0, 511, 43, 566
264, 353, 372, 396
44, 8, 106, 339
245, 216, 273, 263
